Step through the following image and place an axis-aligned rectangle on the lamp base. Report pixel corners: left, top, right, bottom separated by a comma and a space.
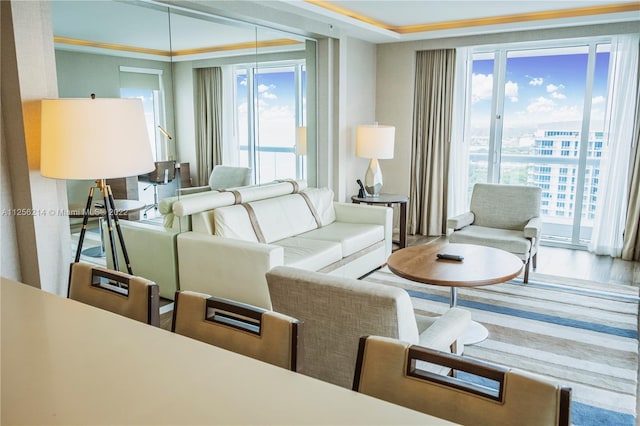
364, 158, 383, 197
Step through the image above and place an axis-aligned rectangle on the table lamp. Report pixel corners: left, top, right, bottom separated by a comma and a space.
356, 123, 395, 196
40, 97, 154, 273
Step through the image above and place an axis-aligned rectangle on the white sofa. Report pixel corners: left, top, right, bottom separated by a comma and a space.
110, 180, 392, 306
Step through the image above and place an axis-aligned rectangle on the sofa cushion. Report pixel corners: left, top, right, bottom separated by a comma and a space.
448, 225, 531, 256
214, 188, 336, 243
273, 237, 343, 271
297, 222, 384, 257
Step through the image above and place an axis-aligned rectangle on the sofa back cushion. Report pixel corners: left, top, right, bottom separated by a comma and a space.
214, 188, 335, 243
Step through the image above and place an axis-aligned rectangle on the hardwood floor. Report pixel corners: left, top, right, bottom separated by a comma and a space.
407, 235, 640, 287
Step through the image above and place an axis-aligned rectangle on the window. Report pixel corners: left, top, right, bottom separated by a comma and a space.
234, 61, 306, 184
465, 39, 611, 247
119, 67, 167, 161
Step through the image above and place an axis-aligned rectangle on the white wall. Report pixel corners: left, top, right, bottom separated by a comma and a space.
376, 21, 640, 200
341, 37, 377, 202
1, 0, 70, 294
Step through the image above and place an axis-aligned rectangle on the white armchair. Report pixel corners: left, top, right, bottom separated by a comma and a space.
447, 183, 542, 283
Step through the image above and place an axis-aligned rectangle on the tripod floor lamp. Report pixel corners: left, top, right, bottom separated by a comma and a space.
40, 97, 154, 274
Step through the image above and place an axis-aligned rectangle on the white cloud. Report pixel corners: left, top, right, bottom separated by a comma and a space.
261, 92, 277, 100
505, 80, 518, 102
471, 73, 493, 103
546, 83, 564, 93
529, 77, 543, 86
551, 92, 566, 99
240, 78, 247, 86
592, 95, 605, 105
527, 96, 556, 113
257, 83, 274, 93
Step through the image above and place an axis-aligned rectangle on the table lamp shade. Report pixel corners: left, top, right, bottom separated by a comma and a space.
40, 98, 155, 179
355, 124, 395, 160
296, 126, 307, 156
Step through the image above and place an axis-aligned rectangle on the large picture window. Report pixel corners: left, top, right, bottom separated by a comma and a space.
464, 39, 613, 247
234, 61, 306, 184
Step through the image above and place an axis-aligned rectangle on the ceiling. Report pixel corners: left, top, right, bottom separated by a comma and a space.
50, 0, 640, 59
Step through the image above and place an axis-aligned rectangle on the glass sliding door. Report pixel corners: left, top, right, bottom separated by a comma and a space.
465, 40, 611, 247
235, 61, 307, 184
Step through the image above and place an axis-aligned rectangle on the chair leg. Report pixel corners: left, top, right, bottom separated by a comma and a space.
523, 259, 530, 284
532, 252, 537, 269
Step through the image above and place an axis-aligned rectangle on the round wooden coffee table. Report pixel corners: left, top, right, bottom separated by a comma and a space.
387, 241, 523, 344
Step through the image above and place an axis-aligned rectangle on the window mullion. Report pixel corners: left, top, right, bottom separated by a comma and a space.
572, 42, 597, 244
488, 49, 506, 183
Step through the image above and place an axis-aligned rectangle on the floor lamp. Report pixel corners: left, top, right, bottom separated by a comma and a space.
40, 98, 154, 274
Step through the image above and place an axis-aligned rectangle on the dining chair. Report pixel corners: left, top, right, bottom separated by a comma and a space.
266, 266, 470, 387
68, 262, 160, 326
172, 291, 302, 371
353, 335, 571, 426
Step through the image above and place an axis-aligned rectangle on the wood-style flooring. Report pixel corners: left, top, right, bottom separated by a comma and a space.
408, 235, 640, 287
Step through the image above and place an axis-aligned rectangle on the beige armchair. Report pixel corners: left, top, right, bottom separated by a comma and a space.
447, 183, 542, 283
265, 266, 471, 388
176, 165, 251, 196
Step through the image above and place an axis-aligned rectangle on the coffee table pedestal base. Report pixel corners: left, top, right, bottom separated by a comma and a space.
462, 320, 489, 345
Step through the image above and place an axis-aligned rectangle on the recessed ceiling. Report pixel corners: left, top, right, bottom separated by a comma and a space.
50, 0, 640, 58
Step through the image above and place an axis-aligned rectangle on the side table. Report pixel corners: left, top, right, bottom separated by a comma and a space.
351, 193, 408, 250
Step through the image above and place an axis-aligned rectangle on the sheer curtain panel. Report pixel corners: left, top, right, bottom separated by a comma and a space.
589, 35, 640, 257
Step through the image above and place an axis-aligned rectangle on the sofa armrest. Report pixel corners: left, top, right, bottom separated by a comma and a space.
177, 232, 283, 310
447, 212, 475, 230
105, 220, 180, 300
524, 216, 543, 241
176, 185, 210, 196
416, 307, 471, 354
334, 202, 393, 257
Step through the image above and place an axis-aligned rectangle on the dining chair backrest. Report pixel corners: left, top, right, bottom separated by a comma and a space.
172, 291, 302, 371
68, 262, 160, 326
353, 336, 571, 426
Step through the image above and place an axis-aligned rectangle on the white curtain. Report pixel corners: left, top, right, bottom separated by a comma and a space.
447, 47, 471, 220
589, 34, 640, 257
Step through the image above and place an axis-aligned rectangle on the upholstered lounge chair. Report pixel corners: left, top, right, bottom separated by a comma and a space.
265, 266, 471, 388
177, 165, 251, 196
447, 183, 542, 283
172, 290, 302, 371
353, 335, 571, 426
68, 262, 160, 326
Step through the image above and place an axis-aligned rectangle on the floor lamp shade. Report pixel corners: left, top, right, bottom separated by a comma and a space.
40, 98, 154, 179
356, 124, 395, 196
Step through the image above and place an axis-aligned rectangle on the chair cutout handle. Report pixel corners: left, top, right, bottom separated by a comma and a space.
205, 297, 266, 336
406, 345, 508, 402
91, 269, 130, 297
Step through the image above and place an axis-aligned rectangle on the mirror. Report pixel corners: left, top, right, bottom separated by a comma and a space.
51, 0, 317, 219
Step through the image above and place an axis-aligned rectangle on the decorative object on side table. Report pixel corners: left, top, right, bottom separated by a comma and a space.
40, 96, 154, 274
356, 123, 395, 196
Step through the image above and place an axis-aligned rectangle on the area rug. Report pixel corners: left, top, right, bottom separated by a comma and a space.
363, 267, 639, 426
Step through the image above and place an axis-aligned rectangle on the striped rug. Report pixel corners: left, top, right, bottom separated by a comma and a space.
363, 267, 639, 426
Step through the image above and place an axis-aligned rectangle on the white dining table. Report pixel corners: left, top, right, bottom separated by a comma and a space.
1, 277, 455, 425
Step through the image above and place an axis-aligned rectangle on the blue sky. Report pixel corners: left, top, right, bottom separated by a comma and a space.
237, 68, 305, 148
471, 50, 610, 133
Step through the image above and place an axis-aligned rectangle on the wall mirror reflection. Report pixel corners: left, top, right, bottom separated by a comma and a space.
50, 0, 317, 231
